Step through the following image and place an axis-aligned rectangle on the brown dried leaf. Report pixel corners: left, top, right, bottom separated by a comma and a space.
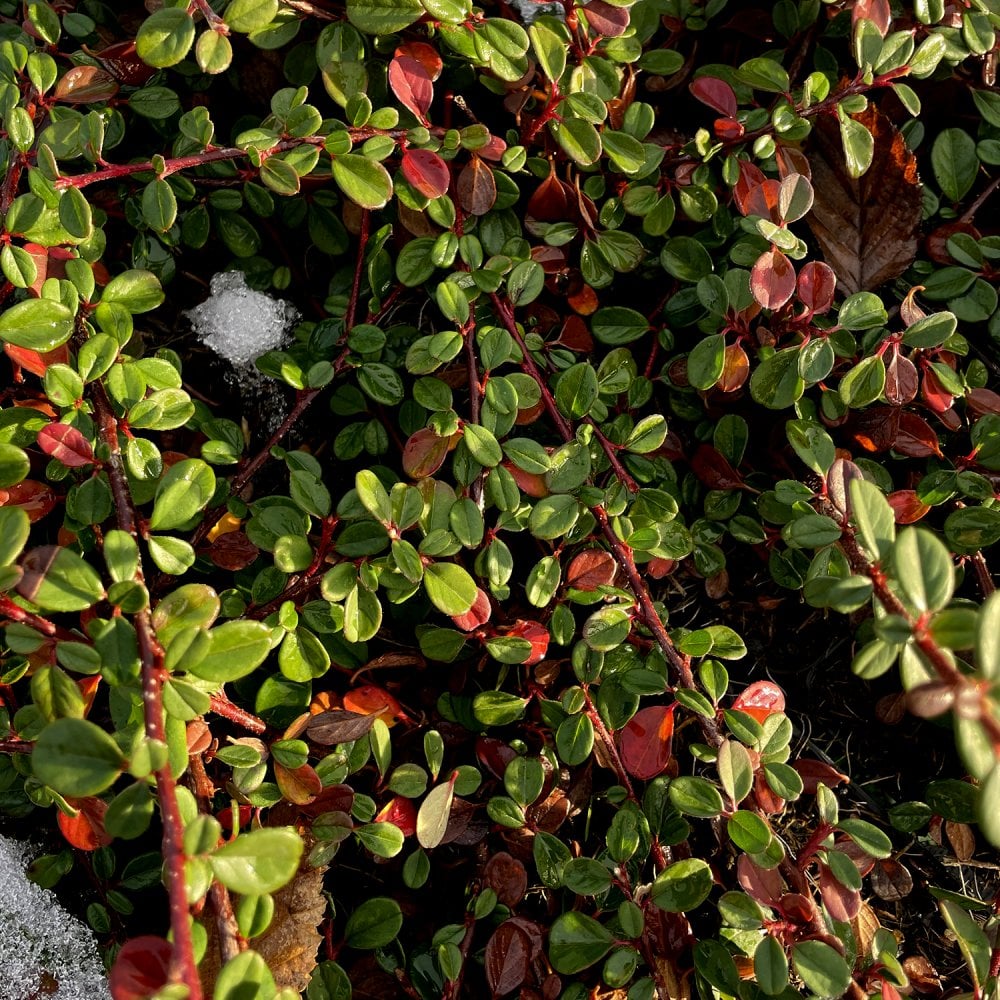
902, 955, 942, 994
200, 862, 327, 993
850, 901, 881, 957
484, 852, 528, 907
806, 106, 921, 295
870, 859, 913, 901
945, 820, 976, 862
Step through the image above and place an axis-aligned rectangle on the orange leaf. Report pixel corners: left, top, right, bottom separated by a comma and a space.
731, 681, 785, 724
343, 684, 402, 725
618, 704, 676, 780
58, 797, 112, 850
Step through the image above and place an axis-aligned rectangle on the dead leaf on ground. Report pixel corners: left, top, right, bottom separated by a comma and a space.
806, 106, 921, 295
199, 861, 327, 993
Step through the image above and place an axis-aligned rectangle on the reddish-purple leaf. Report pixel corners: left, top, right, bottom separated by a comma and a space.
485, 922, 532, 997
457, 157, 497, 216
619, 704, 676, 780
792, 758, 849, 794
968, 388, 1000, 416
388, 55, 433, 123
894, 411, 942, 458
0, 479, 58, 522
206, 530, 259, 571
689, 76, 737, 117
853, 0, 890, 35
401, 148, 450, 200
819, 863, 862, 920
796, 261, 837, 314
90, 40, 156, 86
37, 422, 94, 467
402, 427, 451, 479
737, 854, 784, 906
484, 852, 528, 907
751, 248, 796, 310
884, 347, 918, 404
582, 0, 630, 36
691, 444, 744, 489
109, 937, 172, 1000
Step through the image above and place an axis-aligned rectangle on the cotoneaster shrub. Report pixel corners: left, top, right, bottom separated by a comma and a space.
0, 1, 999, 998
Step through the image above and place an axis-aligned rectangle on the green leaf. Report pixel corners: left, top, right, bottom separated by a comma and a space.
18, 546, 105, 612
555, 363, 599, 419
462, 423, 502, 466
225, 0, 279, 33
150, 459, 216, 531
754, 936, 789, 996
651, 858, 713, 913
976, 590, 1000, 680
347, 0, 422, 34
849, 477, 895, 562
931, 128, 978, 201
141, 178, 177, 232
344, 897, 403, 949
736, 57, 789, 92
32, 718, 125, 796
548, 911, 614, 974
555, 713, 594, 766
135, 8, 196, 69
58, 186, 92, 240
838, 291, 886, 331
473, 690, 528, 726
687, 335, 725, 390
102, 269, 164, 313
0, 507, 30, 566
416, 775, 455, 849
530, 21, 566, 81
0, 443, 30, 489
355, 821, 405, 858
669, 776, 724, 818
837, 818, 892, 858
550, 118, 602, 166
188, 621, 273, 683
356, 469, 391, 523
791, 941, 852, 998
938, 899, 990, 989
424, 562, 477, 615
210, 828, 303, 894
331, 153, 393, 209
0, 298, 74, 351
214, 951, 276, 1000
892, 527, 954, 613
528, 494, 580, 540
839, 115, 874, 177
749, 347, 803, 409
591, 306, 649, 345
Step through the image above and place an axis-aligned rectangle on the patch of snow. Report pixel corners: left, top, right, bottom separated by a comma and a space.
0, 834, 111, 1000
509, 0, 565, 23
185, 270, 297, 367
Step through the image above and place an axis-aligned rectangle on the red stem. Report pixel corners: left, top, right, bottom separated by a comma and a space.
209, 693, 267, 734
93, 381, 203, 998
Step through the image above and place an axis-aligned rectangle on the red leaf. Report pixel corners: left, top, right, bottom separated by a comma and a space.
968, 388, 1000, 416
375, 796, 417, 837
401, 148, 450, 200
502, 461, 549, 498
395, 41, 442, 82
753, 770, 785, 814
485, 922, 532, 997
848, 405, 899, 453
388, 55, 433, 123
714, 117, 744, 141
853, 0, 890, 35
894, 411, 942, 458
0, 479, 58, 522
478, 133, 508, 163
921, 367, 954, 414
737, 854, 784, 905
505, 620, 549, 665
53, 65, 119, 103
733, 161, 768, 215
4, 342, 70, 377
58, 797, 112, 850
343, 684, 402, 724
738, 178, 781, 221
792, 758, 848, 794
37, 423, 94, 467
796, 261, 837, 314
732, 681, 786, 724
457, 157, 497, 216
452, 587, 492, 632
581, 0, 631, 37
751, 248, 796, 310
689, 76, 737, 117
618, 704, 676, 780
691, 444, 744, 489
109, 937, 172, 1000
887, 490, 930, 524
775, 144, 812, 181
403, 427, 451, 479
527, 168, 574, 222
566, 549, 617, 591
819, 863, 862, 920
555, 315, 594, 352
